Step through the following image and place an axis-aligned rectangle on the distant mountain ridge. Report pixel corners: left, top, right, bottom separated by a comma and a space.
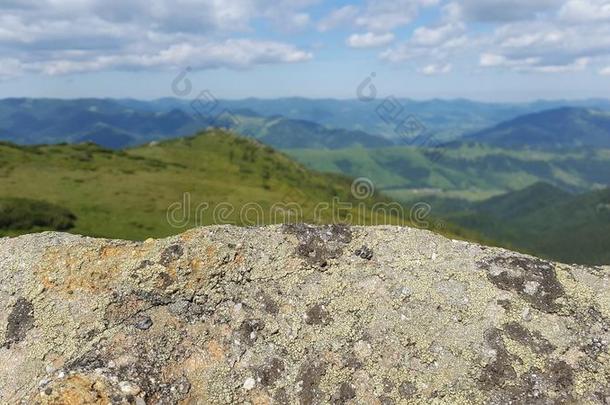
3, 98, 610, 149
236, 114, 393, 149
465, 107, 610, 149
0, 98, 207, 148
0, 98, 392, 149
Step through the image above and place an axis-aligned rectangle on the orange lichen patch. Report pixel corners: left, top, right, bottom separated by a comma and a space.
178, 348, 221, 403
205, 245, 220, 263
99, 244, 137, 259
34, 374, 111, 405
36, 243, 147, 293
183, 258, 213, 290
250, 390, 272, 405
188, 258, 206, 273
179, 228, 203, 243
206, 339, 226, 362
174, 338, 227, 373
233, 251, 245, 265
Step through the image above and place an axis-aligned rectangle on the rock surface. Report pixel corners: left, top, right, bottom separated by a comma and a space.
0, 224, 609, 404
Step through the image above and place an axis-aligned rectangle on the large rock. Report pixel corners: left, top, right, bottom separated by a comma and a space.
0, 225, 608, 404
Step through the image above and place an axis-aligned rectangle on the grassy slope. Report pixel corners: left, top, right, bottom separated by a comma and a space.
0, 197, 76, 234
0, 131, 429, 240
286, 144, 610, 201
411, 183, 610, 265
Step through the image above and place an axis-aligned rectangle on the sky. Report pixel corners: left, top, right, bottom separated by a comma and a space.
1, 0, 610, 101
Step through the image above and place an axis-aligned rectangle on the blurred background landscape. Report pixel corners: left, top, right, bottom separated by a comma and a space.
1, 0, 610, 265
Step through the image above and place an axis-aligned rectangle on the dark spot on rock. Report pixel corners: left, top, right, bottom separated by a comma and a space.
259, 291, 279, 315
586, 306, 606, 326
478, 331, 576, 403
379, 396, 396, 405
63, 335, 191, 404
354, 246, 373, 260
134, 289, 173, 306
478, 329, 517, 391
134, 315, 153, 331
583, 337, 608, 360
282, 224, 352, 268
305, 303, 332, 326
594, 388, 610, 404
547, 360, 574, 391
332, 382, 356, 404
65, 346, 108, 372
297, 359, 327, 405
44, 387, 53, 396
255, 358, 285, 387
3, 297, 34, 348
503, 322, 555, 355
136, 259, 154, 269
159, 244, 184, 266
238, 319, 265, 346
382, 377, 394, 393
274, 387, 290, 405
168, 298, 206, 322
343, 353, 362, 370
158, 272, 174, 288
496, 299, 512, 311
398, 381, 417, 398
479, 256, 564, 313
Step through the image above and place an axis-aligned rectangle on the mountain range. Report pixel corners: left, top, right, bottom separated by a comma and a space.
464, 107, 610, 149
3, 98, 610, 150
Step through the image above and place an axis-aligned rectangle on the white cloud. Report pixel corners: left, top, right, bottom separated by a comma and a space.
380, 19, 468, 64
317, 5, 359, 31
5, 0, 610, 80
500, 31, 564, 48
411, 23, 465, 46
0, 0, 316, 75
559, 0, 610, 22
420, 63, 452, 75
479, 19, 610, 74
600, 66, 610, 75
356, 0, 438, 31
480, 52, 590, 73
347, 32, 395, 48
24, 40, 313, 76
319, 0, 438, 33
480, 53, 540, 68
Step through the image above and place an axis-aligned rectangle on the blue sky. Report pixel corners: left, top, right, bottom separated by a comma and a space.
1, 0, 610, 101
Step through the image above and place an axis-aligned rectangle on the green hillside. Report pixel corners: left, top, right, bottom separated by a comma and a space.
286, 144, 610, 201
0, 131, 420, 240
410, 183, 610, 265
476, 182, 572, 219
0, 197, 76, 235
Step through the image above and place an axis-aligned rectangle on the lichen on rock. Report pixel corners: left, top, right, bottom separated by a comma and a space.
0, 225, 608, 404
